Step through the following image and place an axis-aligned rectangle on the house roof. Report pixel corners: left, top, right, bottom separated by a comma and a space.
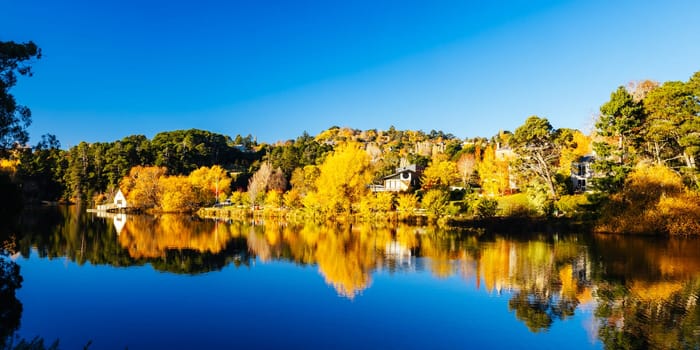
382, 164, 419, 180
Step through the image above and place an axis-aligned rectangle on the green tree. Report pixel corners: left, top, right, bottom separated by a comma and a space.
0, 41, 41, 153
593, 86, 645, 193
511, 116, 564, 199
643, 77, 699, 186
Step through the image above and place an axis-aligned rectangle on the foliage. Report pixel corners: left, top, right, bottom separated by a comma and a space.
478, 145, 510, 197
158, 176, 199, 212
592, 86, 645, 193
475, 197, 498, 219
525, 182, 554, 216
555, 194, 590, 218
511, 116, 565, 199
395, 193, 418, 218
557, 130, 591, 177
421, 157, 458, 190
455, 153, 476, 187
188, 165, 231, 205
282, 188, 302, 209
421, 189, 449, 218
0, 41, 41, 153
120, 166, 167, 209
497, 193, 535, 217
247, 162, 272, 206
596, 164, 700, 235
264, 190, 283, 209
313, 143, 373, 215
289, 165, 320, 195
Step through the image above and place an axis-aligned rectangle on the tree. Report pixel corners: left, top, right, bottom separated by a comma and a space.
0, 41, 41, 153
643, 79, 699, 171
456, 153, 476, 187
159, 175, 198, 212
247, 162, 272, 206
511, 116, 564, 199
120, 166, 167, 209
478, 144, 510, 197
421, 157, 458, 190
421, 189, 449, 218
396, 193, 418, 218
557, 130, 591, 177
188, 165, 231, 205
593, 86, 645, 193
314, 142, 373, 215
290, 165, 320, 196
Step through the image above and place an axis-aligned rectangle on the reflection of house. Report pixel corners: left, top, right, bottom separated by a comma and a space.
371, 165, 423, 192
95, 211, 127, 235
112, 214, 127, 235
571, 156, 594, 192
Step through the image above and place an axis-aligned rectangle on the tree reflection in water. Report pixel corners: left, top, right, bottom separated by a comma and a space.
9, 207, 700, 346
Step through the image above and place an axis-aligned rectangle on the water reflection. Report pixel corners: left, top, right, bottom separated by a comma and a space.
7, 207, 700, 346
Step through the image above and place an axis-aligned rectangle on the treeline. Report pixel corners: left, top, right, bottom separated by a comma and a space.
8, 129, 261, 204
2, 39, 699, 233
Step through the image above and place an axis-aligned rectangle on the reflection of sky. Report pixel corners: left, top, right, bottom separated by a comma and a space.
15, 253, 601, 349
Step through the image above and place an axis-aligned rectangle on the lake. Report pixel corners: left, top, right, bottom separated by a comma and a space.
2, 206, 700, 349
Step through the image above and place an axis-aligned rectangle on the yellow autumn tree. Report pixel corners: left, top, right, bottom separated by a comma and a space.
159, 176, 199, 212
188, 165, 231, 205
478, 145, 510, 197
421, 156, 459, 190
314, 142, 373, 216
396, 193, 419, 219
120, 166, 167, 208
557, 130, 592, 176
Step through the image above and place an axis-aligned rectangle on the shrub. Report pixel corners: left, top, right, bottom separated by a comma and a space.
498, 193, 535, 217
422, 189, 449, 218
476, 198, 498, 219
556, 194, 590, 218
596, 164, 700, 235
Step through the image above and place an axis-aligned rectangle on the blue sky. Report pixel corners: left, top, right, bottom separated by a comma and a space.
3, 0, 700, 147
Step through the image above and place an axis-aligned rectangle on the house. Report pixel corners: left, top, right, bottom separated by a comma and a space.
95, 189, 128, 212
372, 164, 423, 192
571, 155, 595, 192
113, 189, 128, 209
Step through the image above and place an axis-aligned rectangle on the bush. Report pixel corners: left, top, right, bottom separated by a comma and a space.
422, 189, 449, 218
556, 194, 590, 218
476, 198, 498, 219
498, 193, 535, 217
596, 164, 700, 235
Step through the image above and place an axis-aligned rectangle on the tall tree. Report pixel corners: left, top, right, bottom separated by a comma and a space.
511, 116, 565, 199
421, 156, 458, 190
0, 41, 41, 153
247, 162, 272, 206
643, 79, 699, 170
314, 142, 373, 215
593, 86, 645, 193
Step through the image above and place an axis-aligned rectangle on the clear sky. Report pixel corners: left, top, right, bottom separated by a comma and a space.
3, 0, 700, 147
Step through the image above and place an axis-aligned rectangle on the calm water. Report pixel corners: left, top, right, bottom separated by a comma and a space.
2, 206, 700, 349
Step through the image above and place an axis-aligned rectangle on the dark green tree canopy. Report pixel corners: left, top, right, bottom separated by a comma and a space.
0, 41, 41, 152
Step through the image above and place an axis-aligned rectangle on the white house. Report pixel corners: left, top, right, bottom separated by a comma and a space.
113, 189, 128, 209
571, 155, 595, 192
372, 165, 423, 192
